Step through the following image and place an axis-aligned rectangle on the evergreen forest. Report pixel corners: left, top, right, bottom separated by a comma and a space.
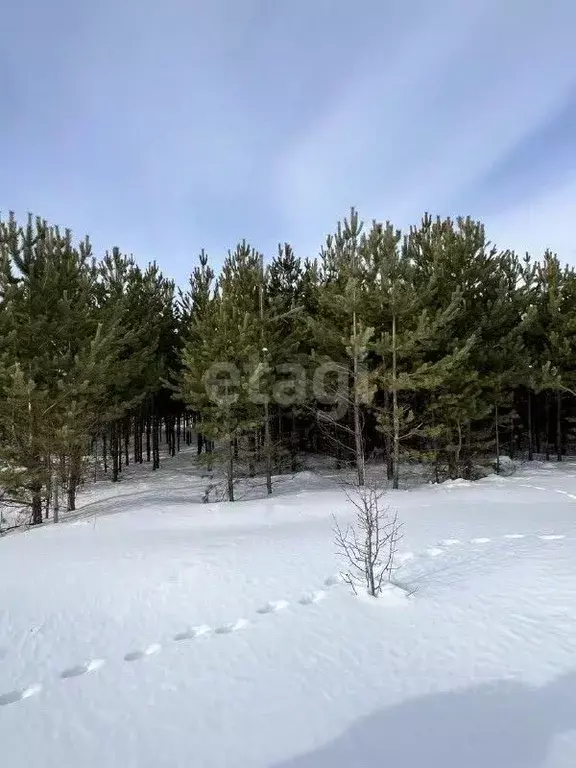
1, 207, 575, 525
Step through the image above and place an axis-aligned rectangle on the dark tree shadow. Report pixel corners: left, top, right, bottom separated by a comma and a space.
273, 671, 576, 768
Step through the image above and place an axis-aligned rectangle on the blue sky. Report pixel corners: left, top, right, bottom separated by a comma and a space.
2, 0, 576, 286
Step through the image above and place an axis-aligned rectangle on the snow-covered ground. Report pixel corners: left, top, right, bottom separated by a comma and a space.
1, 455, 576, 767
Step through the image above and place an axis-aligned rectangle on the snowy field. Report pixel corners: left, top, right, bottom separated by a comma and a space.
2, 455, 576, 767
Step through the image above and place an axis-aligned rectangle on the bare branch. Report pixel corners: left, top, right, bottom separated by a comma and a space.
333, 483, 403, 597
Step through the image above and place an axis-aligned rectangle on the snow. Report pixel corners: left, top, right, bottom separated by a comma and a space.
2, 455, 576, 767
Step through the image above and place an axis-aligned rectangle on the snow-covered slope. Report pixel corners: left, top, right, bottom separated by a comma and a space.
1, 458, 576, 767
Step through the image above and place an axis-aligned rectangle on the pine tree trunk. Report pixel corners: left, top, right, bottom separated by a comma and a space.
67, 451, 81, 511
133, 415, 138, 463
206, 438, 213, 471
545, 392, 550, 461
165, 415, 173, 457
177, 416, 181, 452
245, 432, 254, 477
290, 411, 298, 473
383, 390, 394, 481
509, 414, 515, 460
152, 409, 160, 470
351, 309, 366, 487
92, 438, 98, 481
45, 464, 52, 520
111, 422, 119, 482
556, 390, 562, 462
137, 416, 141, 463
392, 314, 400, 490
274, 409, 282, 474
31, 483, 43, 525
494, 403, 500, 475
335, 427, 343, 470
53, 474, 60, 524
264, 401, 273, 495
67, 475, 77, 512
227, 438, 235, 502
103, 430, 108, 474
118, 420, 123, 473
463, 421, 473, 480
454, 421, 462, 479
146, 404, 151, 462
527, 389, 533, 461
124, 418, 130, 466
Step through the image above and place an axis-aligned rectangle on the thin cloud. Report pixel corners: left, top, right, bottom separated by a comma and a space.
2, 0, 576, 283
486, 177, 576, 263
275, 0, 576, 259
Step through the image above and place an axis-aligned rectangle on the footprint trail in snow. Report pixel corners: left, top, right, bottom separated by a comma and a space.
0, 528, 571, 707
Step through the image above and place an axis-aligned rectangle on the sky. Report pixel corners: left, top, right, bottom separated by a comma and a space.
2, 0, 576, 286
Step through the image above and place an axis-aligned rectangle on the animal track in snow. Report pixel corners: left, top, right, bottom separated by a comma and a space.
0, 684, 42, 707
2, 525, 572, 708
257, 600, 289, 615
214, 618, 249, 635
61, 659, 105, 678
425, 547, 444, 557
554, 490, 576, 500
124, 644, 161, 662
299, 590, 326, 605
517, 482, 576, 502
173, 625, 212, 641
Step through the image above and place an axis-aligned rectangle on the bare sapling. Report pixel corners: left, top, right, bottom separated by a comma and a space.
333, 485, 402, 598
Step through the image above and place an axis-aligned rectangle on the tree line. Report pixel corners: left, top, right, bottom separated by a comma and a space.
1, 208, 575, 521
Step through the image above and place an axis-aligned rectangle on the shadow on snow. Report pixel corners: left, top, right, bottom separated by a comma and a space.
274, 670, 576, 768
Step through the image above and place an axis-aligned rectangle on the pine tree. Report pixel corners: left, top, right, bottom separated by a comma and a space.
176, 244, 263, 500
365, 219, 468, 487
0, 214, 114, 518
311, 209, 374, 485
97, 250, 175, 479
267, 244, 306, 470
399, 215, 522, 477
531, 253, 576, 459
